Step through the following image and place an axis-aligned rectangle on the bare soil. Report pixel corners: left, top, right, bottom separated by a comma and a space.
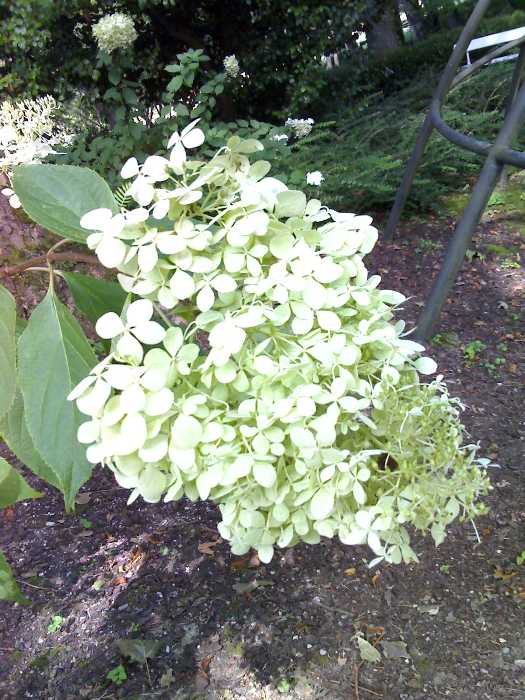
0, 196, 524, 700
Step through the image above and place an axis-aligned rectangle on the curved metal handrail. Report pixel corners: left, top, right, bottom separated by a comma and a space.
383, 0, 525, 339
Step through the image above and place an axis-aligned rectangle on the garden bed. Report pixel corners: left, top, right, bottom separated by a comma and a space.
0, 200, 524, 700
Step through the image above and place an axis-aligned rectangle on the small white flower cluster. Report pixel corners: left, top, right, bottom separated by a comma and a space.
286, 117, 314, 139
92, 12, 137, 54
270, 134, 289, 143
306, 171, 324, 187
70, 124, 488, 565
0, 95, 73, 208
223, 54, 240, 79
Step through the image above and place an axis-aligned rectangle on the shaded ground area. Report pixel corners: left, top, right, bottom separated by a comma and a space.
0, 190, 524, 700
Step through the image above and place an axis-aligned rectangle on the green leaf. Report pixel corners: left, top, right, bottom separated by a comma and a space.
18, 287, 97, 510
122, 87, 138, 105
47, 615, 64, 633
108, 66, 121, 85
175, 103, 189, 117
0, 389, 61, 491
61, 272, 126, 325
12, 164, 118, 244
0, 456, 41, 507
0, 285, 16, 421
107, 664, 127, 685
167, 76, 183, 92
15, 317, 27, 338
0, 550, 28, 604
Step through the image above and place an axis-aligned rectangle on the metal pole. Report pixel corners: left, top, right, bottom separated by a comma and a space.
499, 44, 525, 188
383, 0, 492, 240
414, 78, 525, 340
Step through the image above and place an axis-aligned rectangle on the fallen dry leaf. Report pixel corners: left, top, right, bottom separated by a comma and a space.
494, 566, 517, 582
344, 567, 357, 577
75, 493, 91, 505
198, 539, 221, 555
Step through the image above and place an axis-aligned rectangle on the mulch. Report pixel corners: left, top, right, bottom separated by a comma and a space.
0, 198, 523, 700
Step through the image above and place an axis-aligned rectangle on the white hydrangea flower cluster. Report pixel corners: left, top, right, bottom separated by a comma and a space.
286, 117, 314, 139
70, 123, 488, 565
1, 95, 73, 208
92, 12, 137, 54
223, 55, 240, 79
0, 96, 69, 171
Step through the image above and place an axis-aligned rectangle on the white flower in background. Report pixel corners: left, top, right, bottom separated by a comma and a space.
223, 54, 240, 79
96, 299, 166, 363
0, 95, 73, 207
306, 170, 324, 186
167, 119, 205, 172
92, 12, 137, 54
1, 187, 20, 209
270, 134, 289, 143
286, 117, 314, 139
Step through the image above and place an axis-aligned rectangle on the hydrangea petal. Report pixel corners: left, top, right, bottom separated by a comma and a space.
96, 312, 125, 339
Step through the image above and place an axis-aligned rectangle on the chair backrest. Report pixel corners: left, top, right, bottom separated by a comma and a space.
468, 26, 525, 52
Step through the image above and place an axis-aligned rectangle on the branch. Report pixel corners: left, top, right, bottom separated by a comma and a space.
2, 252, 100, 277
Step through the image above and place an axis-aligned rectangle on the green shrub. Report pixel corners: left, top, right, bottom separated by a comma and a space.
310, 11, 525, 120
281, 60, 525, 213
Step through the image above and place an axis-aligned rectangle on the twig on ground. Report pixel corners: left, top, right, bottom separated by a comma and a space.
15, 579, 51, 590
354, 661, 361, 700
313, 599, 353, 617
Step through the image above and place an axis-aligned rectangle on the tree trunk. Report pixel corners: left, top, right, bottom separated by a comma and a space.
366, 1, 403, 58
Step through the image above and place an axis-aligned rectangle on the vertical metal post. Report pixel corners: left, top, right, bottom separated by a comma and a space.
383, 0, 492, 240
499, 43, 525, 188
414, 79, 525, 340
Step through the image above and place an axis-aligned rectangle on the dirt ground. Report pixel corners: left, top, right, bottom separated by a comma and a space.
0, 192, 524, 700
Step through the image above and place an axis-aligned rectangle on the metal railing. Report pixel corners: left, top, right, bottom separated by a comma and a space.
383, 0, 525, 340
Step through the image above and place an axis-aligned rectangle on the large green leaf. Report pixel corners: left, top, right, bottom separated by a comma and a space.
0, 285, 16, 421
0, 550, 28, 604
18, 287, 98, 509
0, 456, 41, 508
62, 271, 126, 325
0, 390, 61, 492
12, 164, 118, 244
